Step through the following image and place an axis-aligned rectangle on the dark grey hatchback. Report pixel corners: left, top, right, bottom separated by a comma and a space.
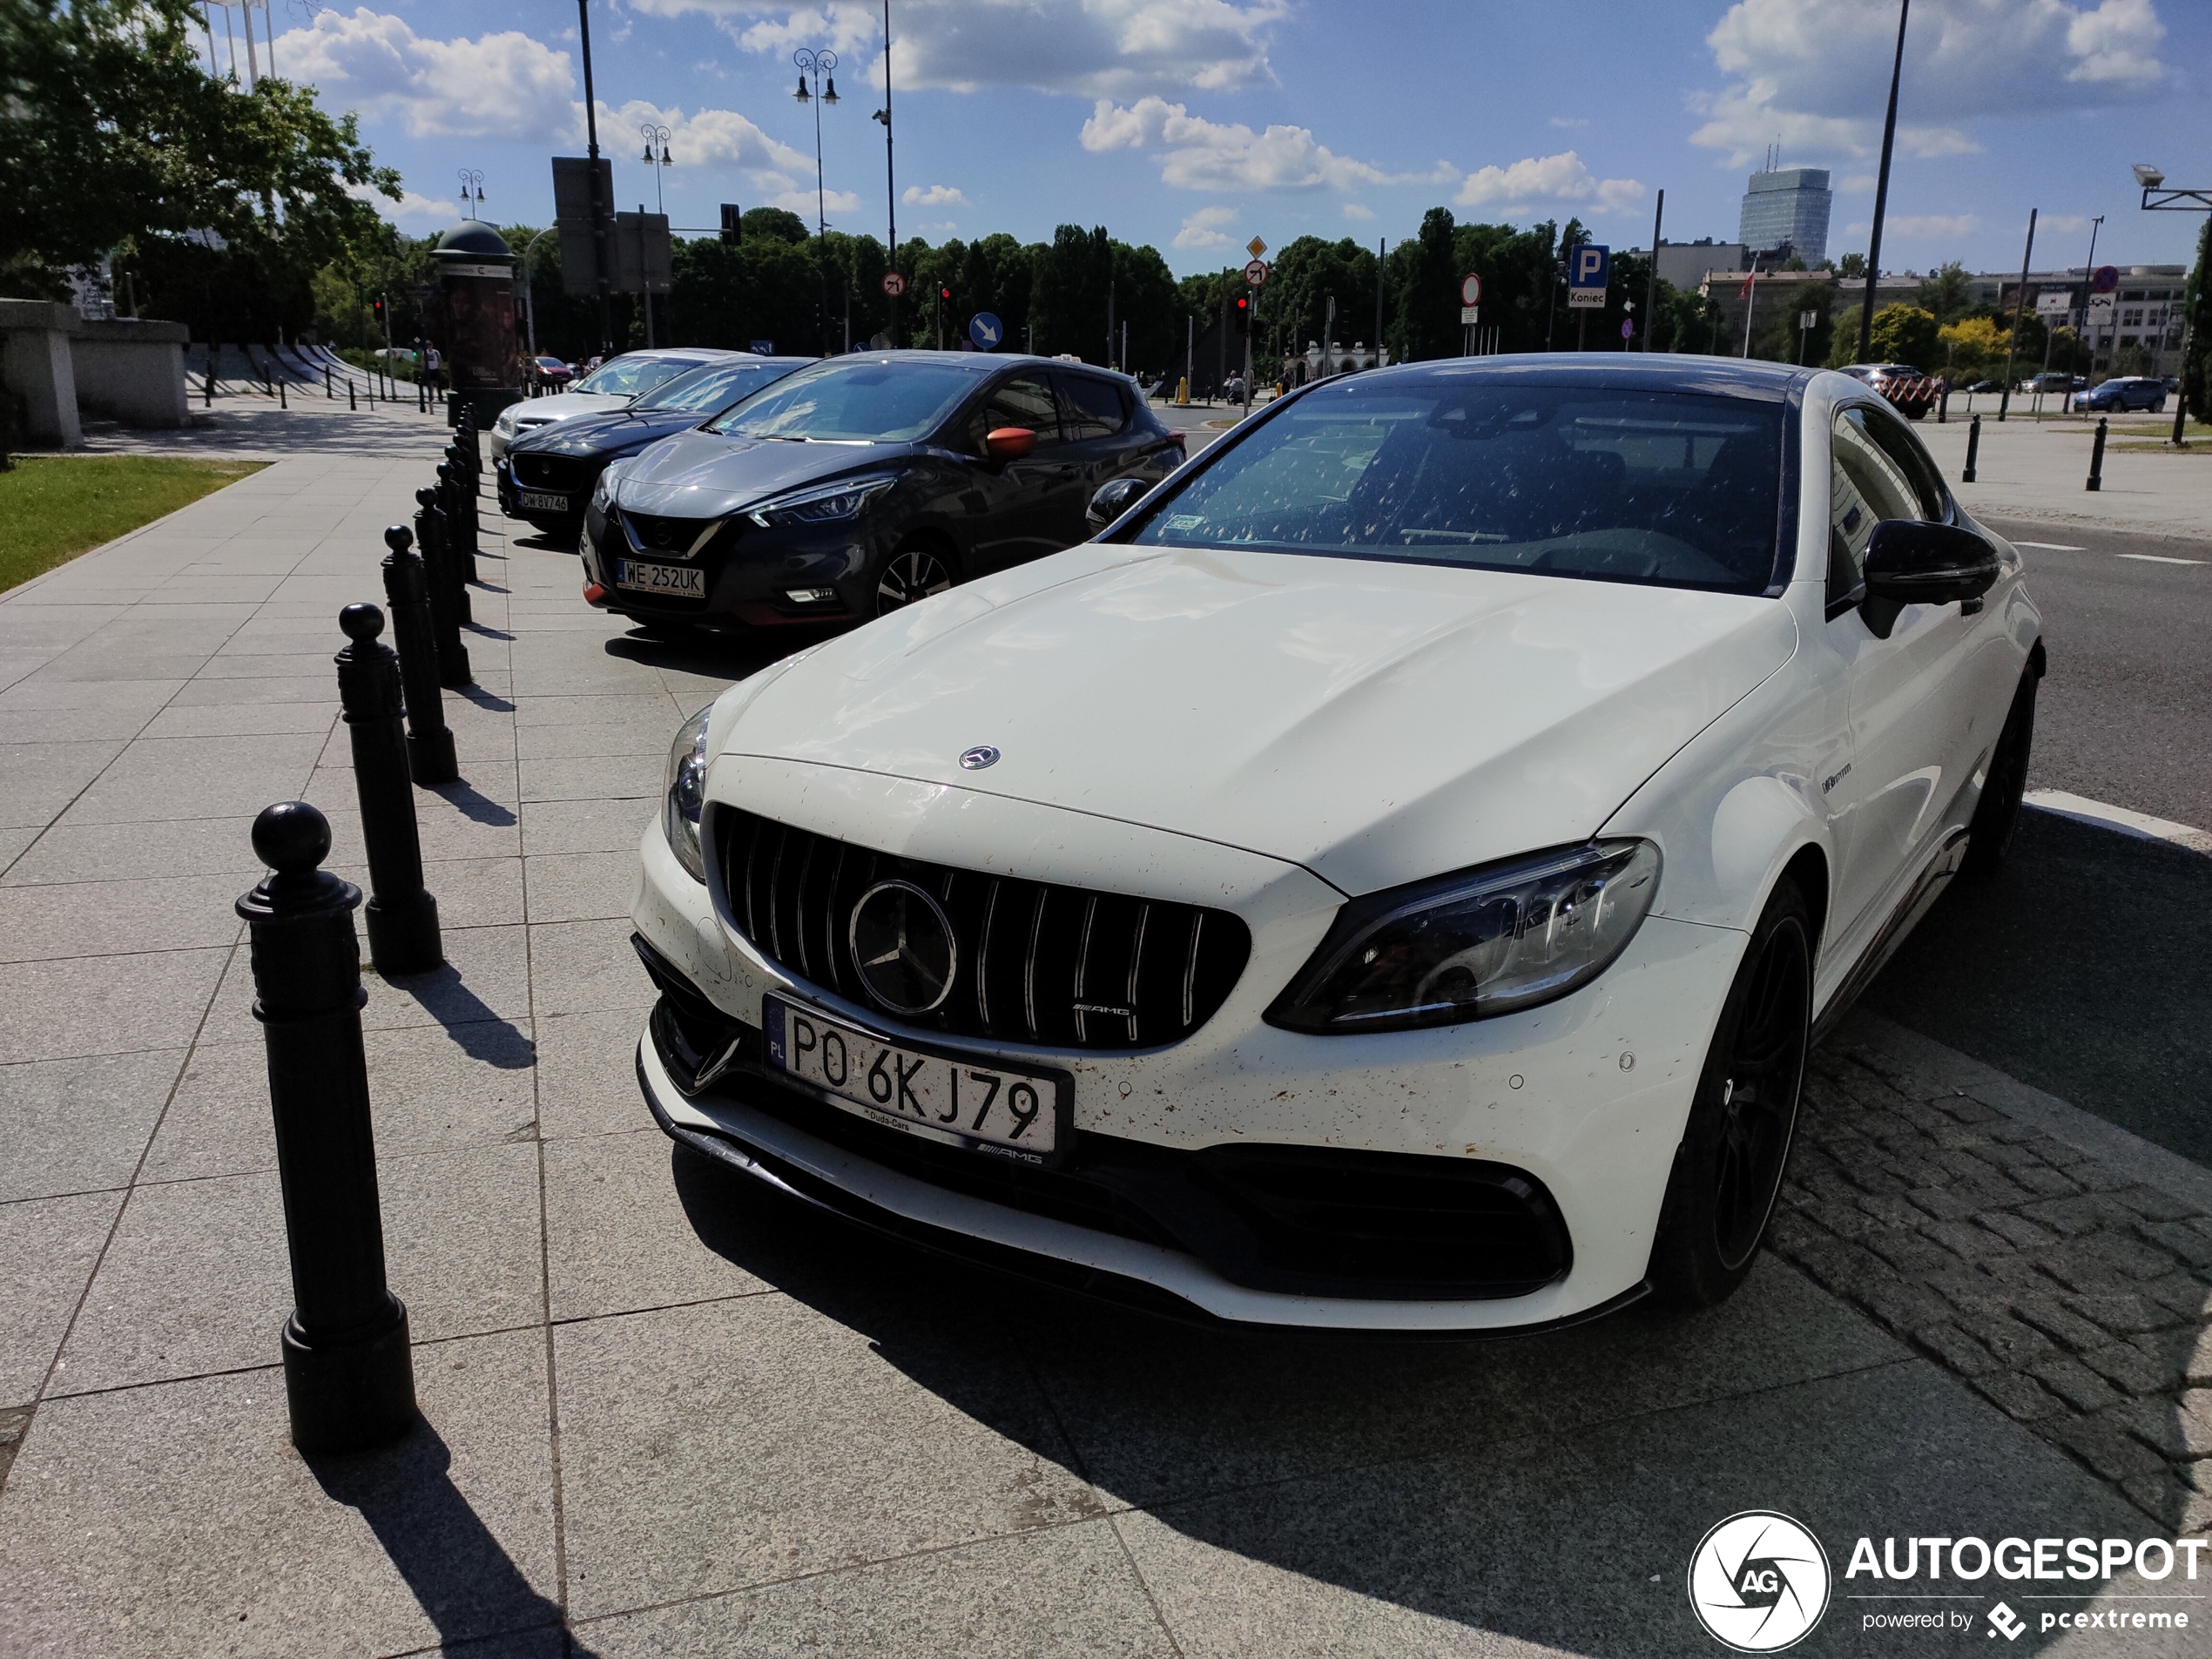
580, 352, 1183, 632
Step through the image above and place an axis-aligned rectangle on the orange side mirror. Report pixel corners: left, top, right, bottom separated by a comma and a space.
985, 426, 1035, 462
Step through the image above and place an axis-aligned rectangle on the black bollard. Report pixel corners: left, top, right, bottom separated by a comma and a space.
415, 487, 472, 686
335, 604, 443, 975
379, 527, 459, 785
437, 460, 478, 603
1962, 415, 1980, 484
348, 377, 357, 412
278, 375, 287, 410
236, 799, 417, 1454
326, 364, 334, 400
2087, 416, 2107, 492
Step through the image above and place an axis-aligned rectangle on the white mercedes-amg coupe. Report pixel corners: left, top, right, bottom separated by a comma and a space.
627, 356, 2043, 1334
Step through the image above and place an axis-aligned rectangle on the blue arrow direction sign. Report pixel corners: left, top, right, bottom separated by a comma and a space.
969, 311, 1004, 350
1568, 243, 1609, 309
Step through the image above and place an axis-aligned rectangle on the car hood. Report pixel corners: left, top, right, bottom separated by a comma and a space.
506, 391, 630, 428
518, 407, 705, 460
718, 546, 1801, 896
611, 427, 920, 517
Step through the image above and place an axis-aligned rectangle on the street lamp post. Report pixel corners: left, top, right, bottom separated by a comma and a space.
873, 0, 897, 347
638, 124, 673, 215
456, 169, 485, 221
2135, 164, 2209, 448
793, 48, 840, 357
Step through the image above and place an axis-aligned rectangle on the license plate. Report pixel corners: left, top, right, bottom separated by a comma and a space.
763, 997, 1070, 1166
613, 559, 705, 598
517, 489, 570, 512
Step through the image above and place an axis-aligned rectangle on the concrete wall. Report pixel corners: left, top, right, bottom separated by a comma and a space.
71, 320, 190, 428
0, 300, 191, 444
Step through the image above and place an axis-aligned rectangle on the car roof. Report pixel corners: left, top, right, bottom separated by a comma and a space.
1337, 353, 1817, 403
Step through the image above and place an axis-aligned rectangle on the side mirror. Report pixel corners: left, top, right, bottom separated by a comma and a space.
1086, 475, 1151, 530
984, 426, 1035, 462
1862, 520, 1999, 607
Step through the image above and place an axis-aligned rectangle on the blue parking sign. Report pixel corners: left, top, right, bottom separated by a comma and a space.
1567, 243, 1608, 308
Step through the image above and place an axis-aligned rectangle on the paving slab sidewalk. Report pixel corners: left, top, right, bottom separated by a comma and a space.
0, 435, 2204, 1657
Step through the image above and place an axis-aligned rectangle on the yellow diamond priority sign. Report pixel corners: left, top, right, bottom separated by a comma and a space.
1246, 237, 1267, 259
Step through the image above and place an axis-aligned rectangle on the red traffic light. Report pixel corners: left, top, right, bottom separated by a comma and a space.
1235, 297, 1248, 310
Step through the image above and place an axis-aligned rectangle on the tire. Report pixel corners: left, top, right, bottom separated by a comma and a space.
1648, 880, 1813, 1310
873, 539, 959, 617
1959, 665, 2039, 883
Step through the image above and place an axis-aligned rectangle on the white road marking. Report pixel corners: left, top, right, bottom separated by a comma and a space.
2023, 789, 2212, 853
2011, 540, 2086, 551
2115, 553, 2203, 566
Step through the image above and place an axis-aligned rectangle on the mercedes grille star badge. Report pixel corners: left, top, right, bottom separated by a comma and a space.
847, 880, 960, 1015
959, 745, 1001, 770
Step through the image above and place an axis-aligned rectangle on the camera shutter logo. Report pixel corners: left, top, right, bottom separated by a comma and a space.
1687, 1511, 1831, 1652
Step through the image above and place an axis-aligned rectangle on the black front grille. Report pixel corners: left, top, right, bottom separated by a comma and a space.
713, 806, 1251, 1051
509, 452, 593, 492
621, 509, 711, 554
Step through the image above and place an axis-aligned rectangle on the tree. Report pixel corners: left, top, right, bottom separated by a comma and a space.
1393, 207, 1460, 362
1936, 314, 2008, 383
1866, 304, 1939, 368
2184, 219, 2210, 423
2, 0, 396, 301
1915, 260, 1973, 324
1837, 253, 1868, 280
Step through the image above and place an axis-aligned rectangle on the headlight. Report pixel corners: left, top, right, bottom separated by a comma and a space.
592, 465, 621, 512
663, 704, 711, 882
496, 410, 516, 435
745, 475, 897, 527
1265, 840, 1662, 1034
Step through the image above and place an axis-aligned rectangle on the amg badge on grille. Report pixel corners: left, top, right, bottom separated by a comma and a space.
958, 745, 1001, 770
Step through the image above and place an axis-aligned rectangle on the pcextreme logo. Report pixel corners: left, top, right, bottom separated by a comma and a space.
1688, 1511, 1832, 1652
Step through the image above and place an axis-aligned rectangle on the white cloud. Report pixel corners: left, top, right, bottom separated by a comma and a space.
1548, 117, 1588, 130
1691, 0, 2168, 165
642, 0, 1285, 98
1453, 151, 1645, 214
2041, 212, 2093, 233
1172, 205, 1238, 249
902, 184, 968, 206
1081, 97, 1432, 192
601, 99, 815, 194
1844, 214, 1980, 240
1340, 202, 1375, 221
276, 8, 576, 140
769, 187, 863, 216
349, 182, 457, 228
1842, 173, 1877, 192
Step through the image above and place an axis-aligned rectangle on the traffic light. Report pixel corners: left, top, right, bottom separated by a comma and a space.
1234, 295, 1249, 332
940, 287, 951, 302
720, 203, 742, 245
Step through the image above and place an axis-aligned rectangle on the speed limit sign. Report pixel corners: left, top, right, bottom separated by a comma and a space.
881, 271, 907, 298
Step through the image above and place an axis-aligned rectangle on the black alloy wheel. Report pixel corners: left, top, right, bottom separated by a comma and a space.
1959, 666, 2039, 883
874, 543, 955, 616
1649, 880, 1813, 1308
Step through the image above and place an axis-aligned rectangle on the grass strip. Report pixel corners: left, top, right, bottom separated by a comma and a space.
0, 456, 267, 594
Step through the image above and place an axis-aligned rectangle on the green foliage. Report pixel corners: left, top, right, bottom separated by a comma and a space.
1, 0, 397, 301
1914, 261, 1973, 324
740, 207, 811, 246
1837, 253, 1868, 279
0, 455, 264, 591
1867, 304, 1939, 368
2184, 219, 2210, 422
1263, 235, 1382, 362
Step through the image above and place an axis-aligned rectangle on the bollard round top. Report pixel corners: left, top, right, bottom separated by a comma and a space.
416, 486, 438, 506
339, 603, 386, 644
251, 800, 332, 874
383, 524, 414, 553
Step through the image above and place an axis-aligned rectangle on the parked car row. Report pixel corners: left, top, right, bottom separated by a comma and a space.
619, 353, 2047, 1338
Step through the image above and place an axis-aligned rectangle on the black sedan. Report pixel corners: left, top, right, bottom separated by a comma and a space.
580, 352, 1184, 632
501, 355, 811, 540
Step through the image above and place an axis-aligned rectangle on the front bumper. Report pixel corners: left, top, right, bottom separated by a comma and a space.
582, 503, 889, 627
630, 768, 1754, 1332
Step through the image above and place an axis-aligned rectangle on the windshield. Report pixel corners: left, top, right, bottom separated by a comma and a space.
706, 358, 983, 442
636, 360, 800, 415
574, 355, 704, 398
1130, 381, 1785, 595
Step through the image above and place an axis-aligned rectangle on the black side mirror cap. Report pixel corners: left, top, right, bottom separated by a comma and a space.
1862, 519, 1999, 609
1086, 475, 1152, 532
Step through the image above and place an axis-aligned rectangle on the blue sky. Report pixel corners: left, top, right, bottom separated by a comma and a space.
233, 0, 2212, 277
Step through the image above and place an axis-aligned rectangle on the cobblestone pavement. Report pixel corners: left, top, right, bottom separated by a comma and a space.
1777, 1018, 2212, 1537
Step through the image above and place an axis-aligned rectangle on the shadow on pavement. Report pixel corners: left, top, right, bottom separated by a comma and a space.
381, 966, 533, 1069
1864, 808, 2212, 1164
663, 1142, 2155, 1655
310, 1417, 597, 1656
603, 628, 793, 683
425, 778, 519, 827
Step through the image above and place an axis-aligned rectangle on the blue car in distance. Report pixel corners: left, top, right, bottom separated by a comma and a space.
501, 354, 812, 541
2072, 376, 2168, 414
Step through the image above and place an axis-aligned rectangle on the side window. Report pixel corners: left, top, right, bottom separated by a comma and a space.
1854, 402, 1947, 520
967, 375, 1062, 450
1057, 374, 1129, 440
1829, 407, 1925, 610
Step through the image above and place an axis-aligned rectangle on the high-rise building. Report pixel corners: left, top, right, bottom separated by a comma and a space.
1738, 167, 1832, 266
